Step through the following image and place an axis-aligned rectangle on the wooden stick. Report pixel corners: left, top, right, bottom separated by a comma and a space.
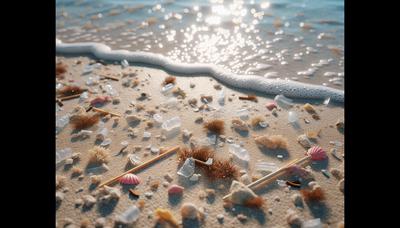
222, 156, 310, 201
59, 93, 82, 101
100, 74, 120, 81
92, 107, 122, 117
99, 146, 180, 188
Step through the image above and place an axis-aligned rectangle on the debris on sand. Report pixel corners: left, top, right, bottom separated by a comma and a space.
155, 208, 179, 227
163, 76, 176, 85
70, 113, 101, 130
180, 203, 198, 219
82, 194, 97, 207
254, 135, 288, 149
250, 116, 266, 128
88, 146, 110, 165
229, 180, 258, 205
203, 119, 225, 135
231, 118, 249, 132
297, 134, 312, 149
300, 183, 326, 202
286, 209, 303, 226
168, 184, 184, 195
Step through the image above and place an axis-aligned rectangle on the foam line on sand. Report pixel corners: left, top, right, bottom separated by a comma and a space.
56, 39, 344, 102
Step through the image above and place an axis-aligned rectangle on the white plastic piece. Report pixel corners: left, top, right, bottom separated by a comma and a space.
288, 111, 299, 123
218, 90, 225, 105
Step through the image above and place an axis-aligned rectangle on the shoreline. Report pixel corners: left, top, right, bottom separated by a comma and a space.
56, 39, 344, 102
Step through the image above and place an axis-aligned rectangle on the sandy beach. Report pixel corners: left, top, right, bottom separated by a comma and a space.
56, 55, 344, 227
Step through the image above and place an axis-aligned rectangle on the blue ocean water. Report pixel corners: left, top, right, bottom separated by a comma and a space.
56, 0, 344, 88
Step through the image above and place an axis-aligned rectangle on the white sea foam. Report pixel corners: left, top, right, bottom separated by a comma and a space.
56, 39, 344, 102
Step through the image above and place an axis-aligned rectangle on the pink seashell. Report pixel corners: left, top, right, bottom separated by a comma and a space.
266, 102, 277, 111
90, 96, 111, 106
168, 184, 184, 195
119, 173, 140, 185
306, 146, 327, 161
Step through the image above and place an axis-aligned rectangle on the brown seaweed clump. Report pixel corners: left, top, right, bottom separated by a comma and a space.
70, 113, 101, 130
88, 146, 110, 165
56, 62, 67, 78
178, 147, 214, 167
178, 147, 237, 180
206, 160, 239, 180
250, 116, 265, 128
163, 76, 176, 85
57, 85, 85, 97
243, 196, 265, 208
254, 135, 288, 149
300, 186, 326, 202
203, 119, 225, 135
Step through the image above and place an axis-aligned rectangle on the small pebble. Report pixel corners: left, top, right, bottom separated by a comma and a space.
75, 198, 83, 206
65, 158, 74, 165
56, 192, 64, 202
274, 196, 280, 202
217, 214, 224, 223
338, 179, 344, 193
237, 214, 248, 223
83, 195, 97, 207
205, 189, 216, 199
291, 193, 303, 206
190, 83, 195, 88
64, 218, 74, 225
95, 217, 106, 227
162, 181, 169, 187
144, 192, 153, 198
164, 173, 173, 182
330, 168, 343, 179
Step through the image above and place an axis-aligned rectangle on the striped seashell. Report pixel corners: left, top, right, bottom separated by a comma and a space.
168, 184, 184, 195
307, 146, 327, 161
119, 173, 140, 185
266, 102, 277, 111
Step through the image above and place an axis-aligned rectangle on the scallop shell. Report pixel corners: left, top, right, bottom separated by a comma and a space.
128, 154, 141, 166
168, 184, 184, 195
266, 102, 277, 111
119, 173, 140, 185
307, 146, 327, 161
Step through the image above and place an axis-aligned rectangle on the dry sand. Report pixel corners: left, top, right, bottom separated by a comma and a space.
56, 55, 344, 227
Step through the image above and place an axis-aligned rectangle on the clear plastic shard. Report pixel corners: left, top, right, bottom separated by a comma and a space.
274, 94, 294, 109
229, 144, 250, 167
288, 111, 299, 123
177, 158, 195, 178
